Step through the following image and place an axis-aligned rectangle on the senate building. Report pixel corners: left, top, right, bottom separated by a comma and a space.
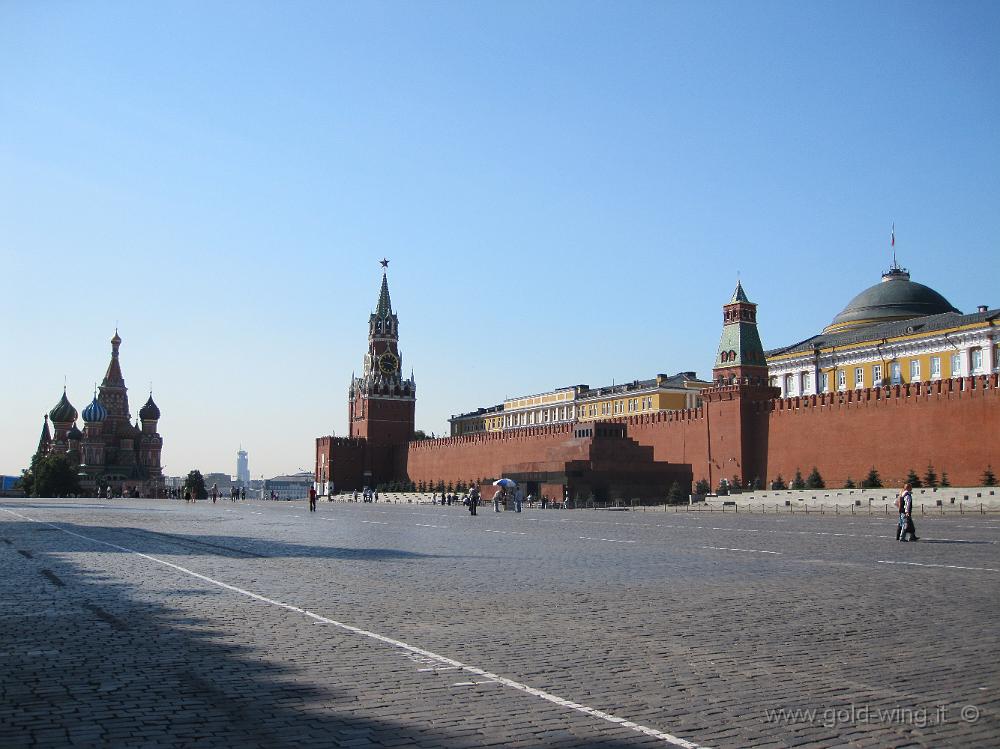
766, 261, 998, 397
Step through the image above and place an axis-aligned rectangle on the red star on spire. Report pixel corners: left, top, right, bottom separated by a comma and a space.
379, 258, 389, 269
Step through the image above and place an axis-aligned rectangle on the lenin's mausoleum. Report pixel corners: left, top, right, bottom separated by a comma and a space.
316, 264, 999, 501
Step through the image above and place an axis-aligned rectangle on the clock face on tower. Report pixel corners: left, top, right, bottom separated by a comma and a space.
378, 352, 398, 375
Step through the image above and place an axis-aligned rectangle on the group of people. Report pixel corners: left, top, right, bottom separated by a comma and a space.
491, 488, 522, 513
351, 489, 379, 502
209, 484, 248, 503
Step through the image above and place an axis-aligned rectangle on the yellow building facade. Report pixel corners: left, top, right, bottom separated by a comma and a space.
766, 265, 999, 396
449, 373, 709, 436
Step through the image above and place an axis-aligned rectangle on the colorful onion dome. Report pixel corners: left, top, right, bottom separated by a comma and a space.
66, 424, 83, 441
82, 397, 108, 423
49, 390, 78, 424
139, 395, 160, 421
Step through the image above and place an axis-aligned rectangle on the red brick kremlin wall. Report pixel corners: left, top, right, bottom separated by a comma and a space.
323, 375, 997, 493
404, 374, 998, 491
762, 374, 1000, 489
405, 424, 575, 486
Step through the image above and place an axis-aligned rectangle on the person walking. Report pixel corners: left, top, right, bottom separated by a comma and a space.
308, 485, 317, 512
514, 489, 522, 513
493, 488, 503, 513
468, 486, 479, 516
211, 484, 218, 504
898, 483, 918, 541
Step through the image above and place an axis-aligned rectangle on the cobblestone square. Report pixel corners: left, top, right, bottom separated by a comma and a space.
1, 498, 997, 748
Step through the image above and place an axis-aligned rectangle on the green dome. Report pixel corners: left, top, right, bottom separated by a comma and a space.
49, 390, 78, 424
824, 268, 959, 333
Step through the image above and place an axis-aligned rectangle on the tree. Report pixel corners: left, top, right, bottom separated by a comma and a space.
805, 467, 825, 489
984, 465, 997, 487
694, 478, 711, 496
940, 472, 951, 488
417, 479, 426, 493
729, 475, 742, 494
412, 430, 429, 441
751, 476, 762, 491
716, 478, 729, 496
791, 469, 806, 490
667, 482, 687, 504
861, 467, 883, 489
844, 476, 856, 489
922, 464, 938, 488
184, 470, 208, 500
771, 475, 787, 490
905, 468, 922, 488
22, 453, 80, 497
446, 480, 454, 493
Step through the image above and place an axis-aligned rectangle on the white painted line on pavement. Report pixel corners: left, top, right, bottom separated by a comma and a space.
876, 560, 999, 572
699, 546, 782, 555
0, 506, 711, 749
579, 536, 637, 544
359, 520, 389, 525
483, 529, 528, 536
414, 523, 448, 529
451, 680, 499, 686
418, 666, 461, 672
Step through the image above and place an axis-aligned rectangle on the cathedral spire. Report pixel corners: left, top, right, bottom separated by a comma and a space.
37, 414, 51, 455
103, 330, 125, 387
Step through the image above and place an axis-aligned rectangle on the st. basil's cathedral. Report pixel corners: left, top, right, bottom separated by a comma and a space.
34, 331, 165, 497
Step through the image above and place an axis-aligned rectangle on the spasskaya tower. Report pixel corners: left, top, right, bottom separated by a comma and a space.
348, 260, 416, 484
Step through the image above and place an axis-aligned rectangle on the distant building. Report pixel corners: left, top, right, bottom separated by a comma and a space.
236, 448, 250, 487
264, 472, 313, 500
203, 472, 233, 492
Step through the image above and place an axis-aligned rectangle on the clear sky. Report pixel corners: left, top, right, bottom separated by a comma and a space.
2, 1, 998, 479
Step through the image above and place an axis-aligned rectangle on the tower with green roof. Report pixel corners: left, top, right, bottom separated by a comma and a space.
703, 282, 779, 491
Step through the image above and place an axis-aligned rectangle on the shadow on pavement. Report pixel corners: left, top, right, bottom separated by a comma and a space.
0, 519, 648, 748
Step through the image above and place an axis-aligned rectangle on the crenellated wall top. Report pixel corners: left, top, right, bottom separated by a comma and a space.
764, 374, 999, 414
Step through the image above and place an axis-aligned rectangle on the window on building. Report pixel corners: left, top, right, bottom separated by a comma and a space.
784, 374, 794, 396
837, 370, 846, 390
801, 372, 811, 394
971, 348, 983, 373
872, 364, 882, 385
821, 372, 830, 393
950, 353, 961, 378
769, 376, 777, 387
855, 367, 864, 388
910, 360, 921, 382
891, 362, 902, 384
930, 357, 941, 379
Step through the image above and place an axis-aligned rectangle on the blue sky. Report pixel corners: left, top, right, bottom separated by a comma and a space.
2, 1, 998, 478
